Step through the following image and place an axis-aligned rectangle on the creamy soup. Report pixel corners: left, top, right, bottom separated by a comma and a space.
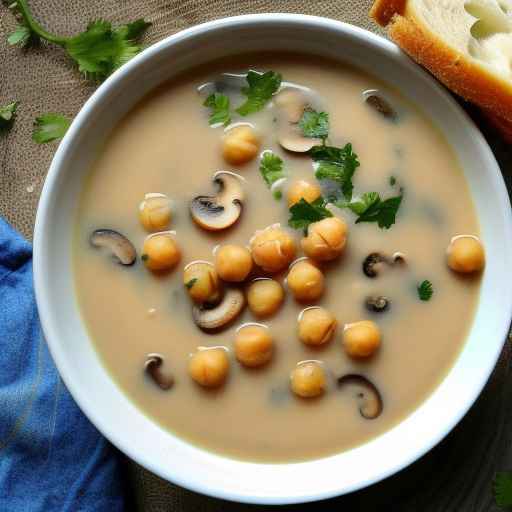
74, 54, 484, 462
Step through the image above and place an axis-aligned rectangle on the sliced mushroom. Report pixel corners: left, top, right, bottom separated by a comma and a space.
197, 73, 247, 97
274, 87, 323, 153
337, 374, 383, 419
144, 354, 174, 390
363, 89, 397, 121
365, 296, 390, 313
362, 252, 389, 278
192, 288, 245, 331
190, 171, 244, 231
89, 229, 136, 265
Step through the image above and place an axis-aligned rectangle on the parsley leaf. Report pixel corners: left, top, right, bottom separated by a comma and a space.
185, 278, 198, 290
494, 472, 512, 508
355, 193, 403, 229
8, 1, 150, 82
311, 143, 360, 201
417, 280, 433, 301
203, 93, 231, 126
0, 102, 18, 131
299, 109, 329, 141
236, 70, 282, 116
346, 192, 380, 215
259, 152, 285, 198
288, 197, 332, 231
389, 176, 396, 186
32, 113, 71, 144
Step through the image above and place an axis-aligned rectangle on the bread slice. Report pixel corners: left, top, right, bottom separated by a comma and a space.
370, 0, 512, 125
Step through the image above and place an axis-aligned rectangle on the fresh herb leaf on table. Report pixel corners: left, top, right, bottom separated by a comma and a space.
494, 472, 512, 508
311, 143, 360, 201
288, 197, 332, 231
32, 114, 71, 144
299, 109, 329, 141
259, 151, 285, 199
8, 0, 151, 81
417, 280, 433, 301
0, 102, 18, 131
236, 70, 282, 116
203, 93, 231, 126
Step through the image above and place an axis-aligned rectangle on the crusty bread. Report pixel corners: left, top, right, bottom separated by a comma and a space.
370, 0, 512, 126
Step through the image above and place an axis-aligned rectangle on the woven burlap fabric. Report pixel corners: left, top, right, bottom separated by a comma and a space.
1, 2, 511, 511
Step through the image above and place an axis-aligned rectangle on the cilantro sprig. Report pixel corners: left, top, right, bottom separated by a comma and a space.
311, 143, 360, 201
494, 472, 512, 508
0, 102, 18, 131
32, 113, 71, 143
417, 280, 433, 301
288, 197, 332, 232
236, 71, 282, 116
203, 93, 231, 126
259, 152, 285, 199
299, 109, 329, 141
8, 0, 151, 81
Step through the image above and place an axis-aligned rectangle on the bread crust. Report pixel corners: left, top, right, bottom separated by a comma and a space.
371, 0, 512, 123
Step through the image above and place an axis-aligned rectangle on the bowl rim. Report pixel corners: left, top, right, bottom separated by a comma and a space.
33, 13, 512, 505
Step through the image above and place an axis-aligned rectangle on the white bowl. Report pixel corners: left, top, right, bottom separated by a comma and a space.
33, 14, 512, 504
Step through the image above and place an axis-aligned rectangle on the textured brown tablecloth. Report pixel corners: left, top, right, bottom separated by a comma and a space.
1, 2, 511, 511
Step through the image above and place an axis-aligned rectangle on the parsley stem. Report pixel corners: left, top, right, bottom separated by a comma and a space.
16, 0, 68, 46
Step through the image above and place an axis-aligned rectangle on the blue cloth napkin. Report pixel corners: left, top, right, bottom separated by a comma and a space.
0, 218, 127, 511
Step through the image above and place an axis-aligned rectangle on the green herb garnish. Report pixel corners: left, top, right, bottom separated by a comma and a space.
494, 472, 512, 508
32, 114, 71, 143
141, 254, 148, 261
236, 70, 282, 116
259, 151, 285, 199
417, 280, 433, 301
8, 0, 151, 81
342, 191, 403, 229
288, 197, 332, 232
345, 192, 380, 215
0, 102, 18, 131
203, 93, 231, 126
311, 143, 360, 201
185, 278, 198, 290
389, 176, 396, 186
299, 109, 329, 141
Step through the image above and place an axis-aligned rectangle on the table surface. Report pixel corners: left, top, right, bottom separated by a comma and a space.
1, 1, 511, 511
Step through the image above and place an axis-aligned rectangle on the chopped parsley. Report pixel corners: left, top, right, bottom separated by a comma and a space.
8, 1, 151, 81
185, 278, 198, 290
494, 472, 512, 508
345, 192, 380, 215
203, 93, 231, 126
32, 113, 71, 143
0, 102, 18, 131
259, 151, 285, 199
310, 143, 360, 201
288, 197, 332, 231
389, 176, 396, 186
299, 109, 329, 141
417, 280, 433, 301
236, 70, 282, 116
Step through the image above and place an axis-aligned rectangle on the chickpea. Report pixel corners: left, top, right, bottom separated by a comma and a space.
447, 236, 485, 274
287, 180, 322, 207
298, 307, 337, 346
302, 217, 348, 262
215, 244, 253, 282
247, 279, 284, 317
287, 260, 325, 302
139, 194, 172, 232
235, 325, 273, 367
142, 234, 180, 271
222, 125, 260, 165
189, 348, 229, 388
250, 226, 296, 273
343, 320, 381, 358
290, 361, 326, 398
183, 261, 221, 304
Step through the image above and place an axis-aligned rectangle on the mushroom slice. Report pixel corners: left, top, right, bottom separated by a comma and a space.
365, 296, 390, 313
337, 374, 383, 419
362, 89, 398, 121
89, 229, 136, 265
144, 354, 174, 390
362, 252, 389, 278
192, 288, 245, 331
190, 171, 244, 231
274, 87, 322, 153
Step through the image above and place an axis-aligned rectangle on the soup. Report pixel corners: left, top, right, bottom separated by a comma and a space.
73, 55, 484, 462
